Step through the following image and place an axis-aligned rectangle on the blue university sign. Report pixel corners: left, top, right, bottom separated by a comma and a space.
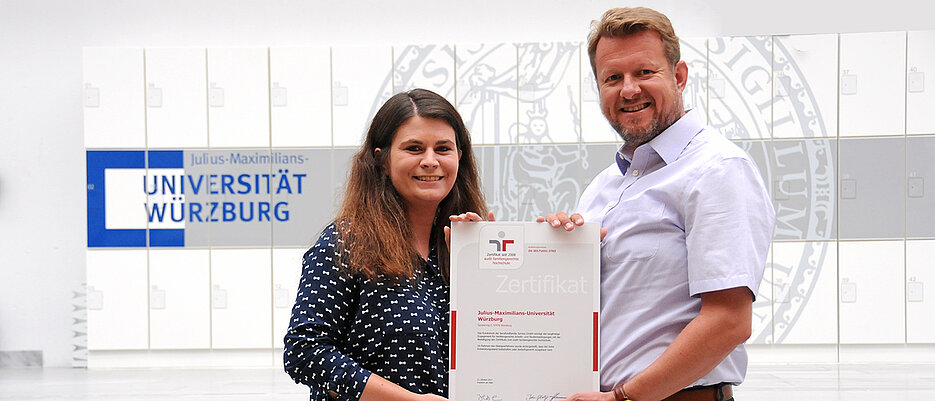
87, 149, 330, 248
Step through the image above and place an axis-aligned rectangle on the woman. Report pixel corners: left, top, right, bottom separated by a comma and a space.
284, 89, 488, 401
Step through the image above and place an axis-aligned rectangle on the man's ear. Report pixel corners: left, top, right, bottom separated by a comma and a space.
675, 60, 688, 92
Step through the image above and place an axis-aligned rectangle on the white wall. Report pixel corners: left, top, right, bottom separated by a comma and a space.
2, 0, 934, 367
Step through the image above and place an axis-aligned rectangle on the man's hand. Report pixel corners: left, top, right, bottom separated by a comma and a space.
445, 211, 496, 250
537, 212, 607, 240
537, 211, 583, 231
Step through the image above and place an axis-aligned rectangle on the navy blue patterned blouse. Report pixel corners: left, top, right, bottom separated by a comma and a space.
283, 223, 450, 401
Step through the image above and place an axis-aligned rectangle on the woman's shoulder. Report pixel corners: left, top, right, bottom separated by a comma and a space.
303, 221, 343, 261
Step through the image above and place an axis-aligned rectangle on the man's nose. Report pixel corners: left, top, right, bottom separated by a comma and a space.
619, 75, 641, 99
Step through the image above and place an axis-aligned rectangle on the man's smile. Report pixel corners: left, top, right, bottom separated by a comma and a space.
620, 102, 651, 113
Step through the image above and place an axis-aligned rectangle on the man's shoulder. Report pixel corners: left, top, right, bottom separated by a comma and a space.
681, 126, 751, 165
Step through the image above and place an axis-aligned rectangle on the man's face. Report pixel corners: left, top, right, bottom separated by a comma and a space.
594, 30, 687, 152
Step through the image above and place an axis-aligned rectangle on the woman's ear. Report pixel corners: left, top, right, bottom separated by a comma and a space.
374, 148, 388, 175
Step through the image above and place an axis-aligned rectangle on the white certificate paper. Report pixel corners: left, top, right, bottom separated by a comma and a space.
449, 221, 600, 401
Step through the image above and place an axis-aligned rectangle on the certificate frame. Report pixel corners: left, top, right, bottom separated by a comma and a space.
450, 221, 600, 401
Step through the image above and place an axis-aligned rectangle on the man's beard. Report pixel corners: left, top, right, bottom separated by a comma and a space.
611, 93, 683, 149
613, 117, 662, 146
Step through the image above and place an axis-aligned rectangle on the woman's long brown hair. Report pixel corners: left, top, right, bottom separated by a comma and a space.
334, 89, 487, 283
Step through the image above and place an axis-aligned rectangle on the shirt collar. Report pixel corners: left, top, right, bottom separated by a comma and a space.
615, 108, 704, 173
649, 108, 704, 165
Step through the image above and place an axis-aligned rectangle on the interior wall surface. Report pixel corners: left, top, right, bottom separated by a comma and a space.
2, 0, 935, 367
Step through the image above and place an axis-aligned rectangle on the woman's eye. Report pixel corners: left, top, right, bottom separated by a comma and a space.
436, 146, 452, 152
405, 145, 422, 152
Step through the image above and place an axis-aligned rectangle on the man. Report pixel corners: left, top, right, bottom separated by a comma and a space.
545, 7, 775, 401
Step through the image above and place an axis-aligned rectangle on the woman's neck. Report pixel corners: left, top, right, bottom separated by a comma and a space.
407, 206, 437, 261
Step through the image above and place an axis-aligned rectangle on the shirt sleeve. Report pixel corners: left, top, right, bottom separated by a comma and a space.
283, 224, 371, 401
683, 157, 776, 299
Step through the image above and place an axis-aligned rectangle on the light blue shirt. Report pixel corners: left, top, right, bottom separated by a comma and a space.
576, 108, 775, 390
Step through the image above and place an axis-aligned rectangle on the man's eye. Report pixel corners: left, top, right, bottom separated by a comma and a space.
640, 69, 654, 75
604, 74, 621, 83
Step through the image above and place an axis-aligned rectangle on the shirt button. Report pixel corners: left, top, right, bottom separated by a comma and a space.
632, 169, 640, 177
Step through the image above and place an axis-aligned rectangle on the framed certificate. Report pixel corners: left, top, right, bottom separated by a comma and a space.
450, 221, 600, 401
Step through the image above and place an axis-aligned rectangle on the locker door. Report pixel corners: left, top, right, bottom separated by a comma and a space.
906, 30, 935, 135
393, 44, 456, 105
772, 241, 838, 344
772, 34, 838, 139
839, 32, 906, 137
838, 137, 905, 239
517, 42, 581, 144
707, 36, 773, 140
839, 241, 905, 344
271, 148, 333, 247
455, 43, 518, 145
907, 136, 935, 238
770, 139, 838, 241
272, 248, 306, 349
331, 148, 358, 212
579, 41, 619, 144
269, 47, 331, 147
145, 48, 208, 148
83, 47, 145, 148
149, 249, 210, 349
681, 37, 709, 126
210, 249, 272, 349
201, 148, 273, 248
87, 250, 149, 350
750, 246, 773, 344
907, 240, 935, 343
207, 48, 270, 148
331, 46, 393, 147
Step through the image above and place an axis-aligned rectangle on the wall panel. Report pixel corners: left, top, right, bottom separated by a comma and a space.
210, 249, 272, 349
839, 241, 905, 344
331, 46, 393, 147
207, 48, 270, 148
149, 249, 210, 349
83, 47, 145, 148
145, 48, 208, 148
86, 250, 149, 350
269, 47, 332, 147
839, 32, 906, 137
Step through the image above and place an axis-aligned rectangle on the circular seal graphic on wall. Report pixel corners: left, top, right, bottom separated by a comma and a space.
382, 39, 835, 345
388, 43, 591, 220
698, 36, 836, 344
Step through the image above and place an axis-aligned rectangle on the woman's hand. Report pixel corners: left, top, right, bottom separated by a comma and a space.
444, 211, 495, 250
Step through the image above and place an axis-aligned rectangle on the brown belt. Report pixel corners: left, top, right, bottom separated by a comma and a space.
661, 383, 733, 401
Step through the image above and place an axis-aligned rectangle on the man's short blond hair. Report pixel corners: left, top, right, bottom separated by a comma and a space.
587, 7, 681, 77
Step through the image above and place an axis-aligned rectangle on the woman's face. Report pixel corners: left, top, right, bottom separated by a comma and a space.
383, 116, 460, 214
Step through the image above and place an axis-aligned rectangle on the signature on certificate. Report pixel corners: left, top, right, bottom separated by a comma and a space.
524, 393, 565, 401
475, 394, 502, 401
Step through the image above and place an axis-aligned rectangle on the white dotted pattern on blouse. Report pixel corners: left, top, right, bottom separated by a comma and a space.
283, 223, 449, 401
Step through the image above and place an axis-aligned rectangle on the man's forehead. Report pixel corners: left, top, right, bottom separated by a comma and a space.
595, 34, 667, 65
